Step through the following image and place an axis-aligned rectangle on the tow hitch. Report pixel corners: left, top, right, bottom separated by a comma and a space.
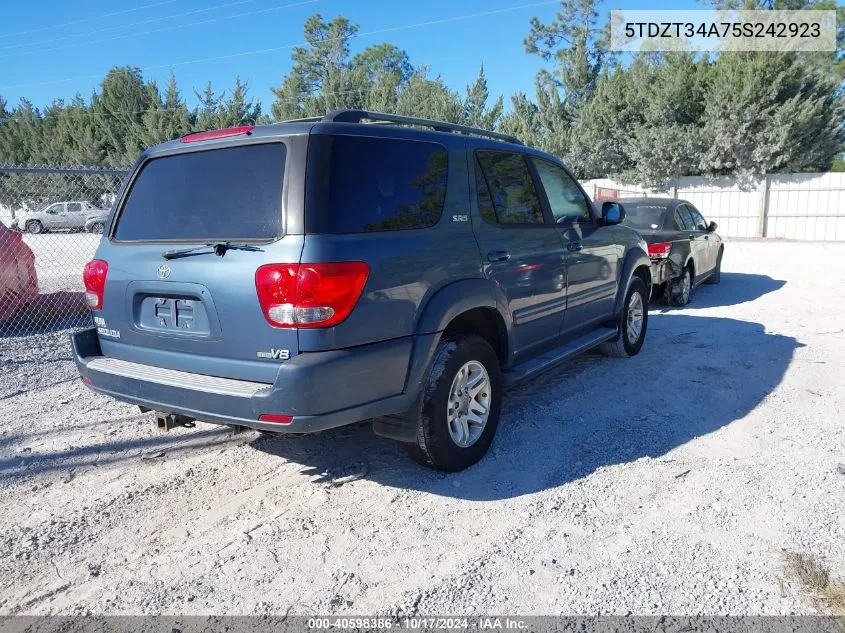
154, 412, 196, 432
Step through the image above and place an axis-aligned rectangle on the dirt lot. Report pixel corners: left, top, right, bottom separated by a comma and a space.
1, 240, 843, 615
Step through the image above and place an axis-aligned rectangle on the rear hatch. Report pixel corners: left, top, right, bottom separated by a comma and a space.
91, 138, 303, 383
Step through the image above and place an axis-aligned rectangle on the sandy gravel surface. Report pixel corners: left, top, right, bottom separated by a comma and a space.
1, 240, 843, 615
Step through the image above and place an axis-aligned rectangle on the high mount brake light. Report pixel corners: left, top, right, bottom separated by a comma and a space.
648, 242, 673, 258
255, 262, 370, 329
83, 259, 109, 310
180, 126, 255, 143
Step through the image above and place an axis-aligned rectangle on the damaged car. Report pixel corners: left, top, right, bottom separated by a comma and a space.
620, 197, 723, 306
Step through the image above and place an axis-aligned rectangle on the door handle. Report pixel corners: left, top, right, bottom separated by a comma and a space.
567, 242, 583, 252
689, 234, 696, 240
487, 250, 511, 262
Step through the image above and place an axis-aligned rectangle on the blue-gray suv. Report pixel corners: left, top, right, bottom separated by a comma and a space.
72, 109, 652, 472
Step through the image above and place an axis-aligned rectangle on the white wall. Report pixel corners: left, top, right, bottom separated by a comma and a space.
766, 172, 845, 241
579, 172, 845, 241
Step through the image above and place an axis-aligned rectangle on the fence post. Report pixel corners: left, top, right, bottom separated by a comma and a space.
758, 174, 771, 237
671, 180, 678, 199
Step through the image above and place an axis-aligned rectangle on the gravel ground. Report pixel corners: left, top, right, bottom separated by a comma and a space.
1, 240, 843, 616
22, 233, 99, 294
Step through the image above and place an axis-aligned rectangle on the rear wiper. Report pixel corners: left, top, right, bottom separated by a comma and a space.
161, 242, 263, 260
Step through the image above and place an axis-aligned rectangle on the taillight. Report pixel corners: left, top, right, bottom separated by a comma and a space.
648, 242, 672, 258
255, 262, 369, 329
180, 126, 255, 143
82, 259, 109, 310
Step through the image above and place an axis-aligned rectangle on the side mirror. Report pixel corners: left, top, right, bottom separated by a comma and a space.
601, 201, 625, 225
708, 221, 718, 232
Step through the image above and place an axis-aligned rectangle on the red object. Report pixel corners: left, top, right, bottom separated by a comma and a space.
255, 262, 369, 329
82, 259, 109, 310
0, 221, 39, 325
180, 126, 255, 143
595, 187, 619, 201
259, 414, 293, 424
647, 242, 673, 258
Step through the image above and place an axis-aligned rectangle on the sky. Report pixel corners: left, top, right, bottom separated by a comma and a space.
0, 0, 703, 114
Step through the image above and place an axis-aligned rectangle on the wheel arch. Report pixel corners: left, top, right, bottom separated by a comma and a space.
442, 307, 508, 366
614, 247, 651, 317
417, 276, 510, 329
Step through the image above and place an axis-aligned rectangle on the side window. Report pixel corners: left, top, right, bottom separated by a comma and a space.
678, 205, 696, 231
46, 204, 62, 215
475, 151, 544, 225
689, 206, 708, 231
312, 135, 448, 234
674, 207, 693, 231
530, 157, 592, 224
66, 203, 82, 213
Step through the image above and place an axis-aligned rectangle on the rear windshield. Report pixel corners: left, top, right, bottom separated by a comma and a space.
306, 135, 448, 233
113, 143, 286, 241
622, 204, 669, 230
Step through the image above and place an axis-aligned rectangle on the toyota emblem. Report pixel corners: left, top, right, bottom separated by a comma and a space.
156, 264, 171, 279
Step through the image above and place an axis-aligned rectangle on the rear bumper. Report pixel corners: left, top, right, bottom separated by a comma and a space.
650, 258, 679, 286
71, 328, 437, 434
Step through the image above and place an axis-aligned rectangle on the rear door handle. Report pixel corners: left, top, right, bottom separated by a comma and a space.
487, 250, 511, 262
567, 242, 583, 252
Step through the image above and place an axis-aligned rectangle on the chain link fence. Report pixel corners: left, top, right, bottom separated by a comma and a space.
3, 164, 842, 341
0, 167, 128, 338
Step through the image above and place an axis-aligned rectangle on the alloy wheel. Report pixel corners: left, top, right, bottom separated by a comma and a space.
446, 360, 491, 448
626, 290, 644, 344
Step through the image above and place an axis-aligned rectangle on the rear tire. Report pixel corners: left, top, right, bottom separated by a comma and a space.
26, 220, 43, 235
666, 266, 692, 307
600, 276, 648, 358
704, 248, 722, 284
408, 335, 502, 472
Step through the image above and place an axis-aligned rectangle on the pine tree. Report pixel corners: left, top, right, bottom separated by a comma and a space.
524, 0, 610, 111
220, 77, 263, 126
91, 67, 153, 167
700, 52, 844, 177
464, 65, 504, 130
396, 68, 464, 123
194, 82, 223, 131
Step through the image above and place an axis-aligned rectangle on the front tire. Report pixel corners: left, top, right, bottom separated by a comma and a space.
704, 248, 722, 284
90, 222, 105, 234
26, 220, 43, 235
408, 335, 502, 472
600, 276, 648, 358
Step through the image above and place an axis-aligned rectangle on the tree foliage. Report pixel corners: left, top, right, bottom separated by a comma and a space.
0, 4, 841, 183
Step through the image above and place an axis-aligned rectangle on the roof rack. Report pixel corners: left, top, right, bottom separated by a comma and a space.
282, 109, 522, 145
281, 115, 325, 124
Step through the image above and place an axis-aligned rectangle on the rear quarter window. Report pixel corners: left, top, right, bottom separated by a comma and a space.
306, 135, 448, 234
113, 143, 286, 242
